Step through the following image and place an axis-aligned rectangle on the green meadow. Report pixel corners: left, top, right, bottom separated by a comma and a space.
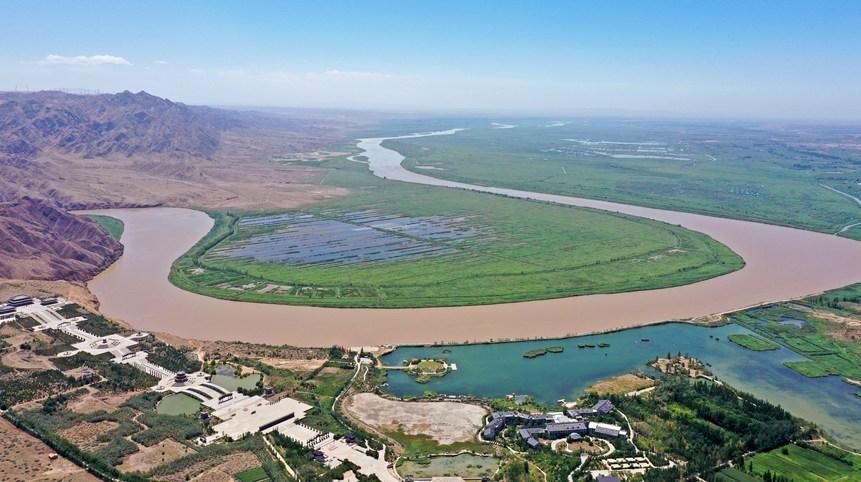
170, 154, 742, 308
386, 120, 861, 239
86, 214, 125, 240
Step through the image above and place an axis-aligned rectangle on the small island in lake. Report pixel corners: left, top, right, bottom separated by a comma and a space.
404, 358, 452, 383
523, 346, 564, 358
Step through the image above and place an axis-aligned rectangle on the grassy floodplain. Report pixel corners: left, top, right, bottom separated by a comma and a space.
170, 153, 742, 308
86, 214, 124, 240
386, 120, 861, 240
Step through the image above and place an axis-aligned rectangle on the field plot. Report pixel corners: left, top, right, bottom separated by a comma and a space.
719, 443, 861, 482
171, 155, 743, 308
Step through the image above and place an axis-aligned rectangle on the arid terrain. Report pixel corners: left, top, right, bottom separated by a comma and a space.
0, 417, 98, 482
0, 197, 123, 281
0, 90, 370, 284
0, 90, 355, 211
344, 392, 487, 446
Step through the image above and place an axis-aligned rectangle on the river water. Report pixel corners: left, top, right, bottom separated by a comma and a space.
83, 130, 861, 347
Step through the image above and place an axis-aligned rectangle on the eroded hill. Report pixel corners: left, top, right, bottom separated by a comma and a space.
0, 197, 123, 281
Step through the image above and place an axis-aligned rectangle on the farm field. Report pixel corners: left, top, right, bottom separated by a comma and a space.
170, 154, 742, 307
385, 120, 861, 239
718, 443, 861, 482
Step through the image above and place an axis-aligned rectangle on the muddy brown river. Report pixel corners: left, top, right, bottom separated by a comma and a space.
84, 130, 861, 346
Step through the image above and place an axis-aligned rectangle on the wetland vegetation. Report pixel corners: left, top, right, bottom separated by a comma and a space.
387, 120, 861, 240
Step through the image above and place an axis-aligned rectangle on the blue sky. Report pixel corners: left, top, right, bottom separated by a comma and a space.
2, 1, 860, 119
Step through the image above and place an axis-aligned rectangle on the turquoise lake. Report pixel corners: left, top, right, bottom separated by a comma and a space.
382, 323, 861, 450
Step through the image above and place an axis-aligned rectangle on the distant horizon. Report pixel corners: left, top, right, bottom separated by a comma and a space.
3, 1, 861, 121
6, 87, 860, 125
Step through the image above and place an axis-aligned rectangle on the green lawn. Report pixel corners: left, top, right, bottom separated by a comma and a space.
170, 153, 743, 308
155, 393, 200, 416
728, 334, 781, 351
235, 466, 269, 482
744, 444, 861, 482
385, 120, 861, 237
85, 214, 124, 240
715, 468, 762, 482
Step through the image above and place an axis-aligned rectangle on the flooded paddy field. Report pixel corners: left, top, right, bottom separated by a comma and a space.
208, 210, 483, 268
383, 322, 861, 450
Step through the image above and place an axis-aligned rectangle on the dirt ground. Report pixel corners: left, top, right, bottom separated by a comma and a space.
1, 330, 57, 370
344, 392, 487, 445
258, 357, 328, 374
810, 308, 861, 341
155, 451, 259, 482
587, 373, 655, 395
0, 279, 99, 312
158, 335, 330, 361
20, 148, 348, 213
0, 417, 98, 482
58, 421, 119, 451
67, 388, 141, 414
118, 438, 192, 473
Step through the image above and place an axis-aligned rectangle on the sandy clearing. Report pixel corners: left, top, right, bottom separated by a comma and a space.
258, 357, 328, 374
587, 374, 655, 395
68, 389, 142, 414
344, 393, 486, 445
58, 421, 119, 451
0, 417, 98, 482
118, 438, 191, 474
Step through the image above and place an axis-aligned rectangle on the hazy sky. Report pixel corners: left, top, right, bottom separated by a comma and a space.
2, 0, 860, 119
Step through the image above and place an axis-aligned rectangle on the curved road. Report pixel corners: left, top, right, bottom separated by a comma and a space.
84, 130, 861, 346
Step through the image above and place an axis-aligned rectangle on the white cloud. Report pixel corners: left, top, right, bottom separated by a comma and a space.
153, 60, 169, 65
39, 54, 131, 66
315, 69, 401, 80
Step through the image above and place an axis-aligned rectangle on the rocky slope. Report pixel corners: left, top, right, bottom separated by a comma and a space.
0, 90, 238, 161
0, 197, 123, 281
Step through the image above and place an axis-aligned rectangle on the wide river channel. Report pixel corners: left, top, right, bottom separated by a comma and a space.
84, 129, 861, 347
